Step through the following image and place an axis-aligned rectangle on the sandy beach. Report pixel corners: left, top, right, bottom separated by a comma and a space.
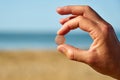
0, 50, 115, 80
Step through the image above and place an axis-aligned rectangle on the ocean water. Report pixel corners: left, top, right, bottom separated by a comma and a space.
0, 32, 119, 50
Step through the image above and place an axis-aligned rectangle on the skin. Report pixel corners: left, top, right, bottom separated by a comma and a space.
56, 5, 120, 79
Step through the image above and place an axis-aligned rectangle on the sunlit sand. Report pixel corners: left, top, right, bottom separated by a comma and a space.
0, 50, 115, 80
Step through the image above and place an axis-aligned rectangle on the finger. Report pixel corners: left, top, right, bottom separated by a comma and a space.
57, 16, 98, 35
60, 15, 77, 25
57, 5, 103, 22
57, 44, 88, 63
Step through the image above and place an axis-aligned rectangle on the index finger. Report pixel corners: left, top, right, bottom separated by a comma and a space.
57, 5, 103, 22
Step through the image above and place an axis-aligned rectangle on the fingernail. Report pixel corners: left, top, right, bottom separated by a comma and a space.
58, 46, 67, 53
57, 7, 62, 12
57, 30, 61, 34
57, 25, 65, 35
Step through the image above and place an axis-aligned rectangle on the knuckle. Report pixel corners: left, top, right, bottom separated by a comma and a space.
68, 52, 74, 60
67, 49, 76, 60
101, 23, 113, 34
77, 16, 84, 20
86, 56, 97, 66
84, 5, 92, 11
86, 50, 98, 65
77, 16, 84, 22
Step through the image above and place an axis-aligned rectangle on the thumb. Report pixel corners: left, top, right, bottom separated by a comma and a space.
57, 44, 88, 62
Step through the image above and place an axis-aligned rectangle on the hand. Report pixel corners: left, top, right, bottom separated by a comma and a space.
56, 5, 120, 79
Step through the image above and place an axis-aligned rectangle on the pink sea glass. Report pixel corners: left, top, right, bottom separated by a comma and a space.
55, 35, 65, 45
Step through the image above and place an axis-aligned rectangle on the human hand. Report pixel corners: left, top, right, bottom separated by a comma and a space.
56, 5, 120, 79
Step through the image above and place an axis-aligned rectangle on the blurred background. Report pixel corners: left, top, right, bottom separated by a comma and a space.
0, 0, 119, 80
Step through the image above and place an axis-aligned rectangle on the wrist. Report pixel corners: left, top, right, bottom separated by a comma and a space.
112, 45, 120, 80
114, 66, 120, 79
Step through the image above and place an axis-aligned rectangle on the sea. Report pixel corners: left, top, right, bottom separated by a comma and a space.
0, 32, 119, 50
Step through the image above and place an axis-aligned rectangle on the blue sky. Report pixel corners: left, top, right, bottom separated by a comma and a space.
0, 0, 120, 33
